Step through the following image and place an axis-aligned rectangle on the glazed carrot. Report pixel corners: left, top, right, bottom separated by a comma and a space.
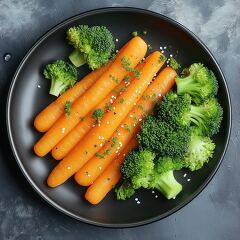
34, 62, 111, 132
34, 36, 147, 157
85, 138, 138, 205
75, 66, 176, 186
51, 64, 143, 160
47, 51, 162, 187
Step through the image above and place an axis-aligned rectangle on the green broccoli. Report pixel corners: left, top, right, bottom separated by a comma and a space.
184, 133, 216, 171
67, 25, 115, 69
116, 149, 183, 200
176, 63, 218, 104
149, 170, 182, 199
121, 149, 155, 189
43, 60, 77, 97
137, 116, 191, 158
155, 156, 184, 174
156, 92, 223, 136
115, 180, 136, 200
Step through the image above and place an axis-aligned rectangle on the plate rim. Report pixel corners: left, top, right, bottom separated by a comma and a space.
6, 7, 232, 228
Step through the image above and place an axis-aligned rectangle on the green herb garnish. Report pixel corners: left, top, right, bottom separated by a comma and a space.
65, 101, 71, 116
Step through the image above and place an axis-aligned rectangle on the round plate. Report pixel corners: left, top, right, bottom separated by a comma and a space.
6, 7, 231, 228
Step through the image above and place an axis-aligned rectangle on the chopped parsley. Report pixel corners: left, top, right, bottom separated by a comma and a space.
147, 44, 152, 50
112, 87, 127, 93
109, 74, 119, 84
92, 108, 104, 122
111, 137, 118, 148
159, 54, 167, 63
124, 75, 130, 82
119, 98, 125, 104
169, 57, 181, 70
65, 101, 71, 116
80, 116, 85, 121
143, 30, 147, 35
132, 31, 138, 37
138, 104, 144, 110
126, 125, 132, 132
121, 56, 141, 79
95, 152, 104, 159
105, 103, 113, 112
104, 149, 111, 156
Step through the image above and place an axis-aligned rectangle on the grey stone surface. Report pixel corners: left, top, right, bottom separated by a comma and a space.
0, 0, 239, 239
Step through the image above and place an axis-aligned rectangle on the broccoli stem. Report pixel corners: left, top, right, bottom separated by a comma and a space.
49, 79, 67, 97
69, 49, 86, 67
154, 171, 182, 199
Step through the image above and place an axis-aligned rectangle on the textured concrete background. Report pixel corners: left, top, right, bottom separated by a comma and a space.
0, 0, 240, 239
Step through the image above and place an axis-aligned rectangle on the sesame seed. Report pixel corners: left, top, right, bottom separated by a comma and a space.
130, 114, 133, 118
160, 46, 163, 50
67, 166, 71, 170
155, 195, 158, 198
134, 103, 136, 105
137, 201, 141, 204
158, 93, 161, 97
135, 198, 138, 201
143, 57, 146, 60
116, 50, 119, 53
118, 132, 121, 136
106, 121, 110, 124
115, 151, 119, 154
121, 124, 124, 128
117, 147, 120, 150
187, 178, 191, 182
183, 173, 187, 178
98, 166, 102, 170
170, 54, 173, 57
98, 123, 101, 127
154, 74, 157, 77
133, 123, 136, 127
161, 50, 165, 53
152, 190, 155, 194
139, 118, 142, 122
164, 46, 167, 49
116, 38, 119, 42
113, 106, 116, 110
101, 137, 105, 140
100, 143, 103, 147
61, 128, 65, 133
98, 136, 101, 139
37, 84, 41, 88
110, 99, 113, 103
173, 197, 176, 199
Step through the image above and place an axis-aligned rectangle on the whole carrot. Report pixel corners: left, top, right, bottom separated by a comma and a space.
51, 64, 143, 160
47, 51, 162, 187
34, 61, 111, 132
75, 66, 176, 186
34, 36, 147, 157
85, 138, 138, 205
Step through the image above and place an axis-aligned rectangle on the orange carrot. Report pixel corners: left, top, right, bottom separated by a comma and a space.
34, 62, 111, 132
34, 36, 147, 157
75, 66, 176, 186
85, 138, 138, 205
51, 64, 143, 160
47, 51, 162, 187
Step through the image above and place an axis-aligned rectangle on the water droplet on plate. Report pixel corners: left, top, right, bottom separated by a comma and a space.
3, 53, 11, 62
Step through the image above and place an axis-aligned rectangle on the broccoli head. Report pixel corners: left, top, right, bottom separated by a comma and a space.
156, 92, 223, 136
115, 180, 136, 200
176, 63, 218, 104
121, 149, 155, 189
137, 116, 191, 158
67, 25, 115, 69
184, 133, 216, 171
43, 60, 77, 97
155, 156, 185, 174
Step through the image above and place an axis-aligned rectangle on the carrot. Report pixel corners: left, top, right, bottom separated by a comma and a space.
34, 62, 111, 132
34, 36, 147, 157
85, 138, 138, 205
51, 63, 143, 160
74, 66, 176, 186
47, 51, 162, 187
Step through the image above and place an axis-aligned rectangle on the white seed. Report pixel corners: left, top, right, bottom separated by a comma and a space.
37, 84, 41, 88
187, 178, 191, 182
183, 173, 187, 178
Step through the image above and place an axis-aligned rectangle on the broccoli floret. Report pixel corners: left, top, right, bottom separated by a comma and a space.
115, 180, 136, 200
121, 149, 155, 189
67, 25, 115, 69
137, 116, 191, 158
184, 133, 215, 171
155, 156, 184, 174
156, 92, 223, 136
149, 170, 182, 199
176, 63, 218, 104
43, 60, 77, 97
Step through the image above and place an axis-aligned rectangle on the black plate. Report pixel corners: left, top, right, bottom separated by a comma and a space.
6, 8, 231, 228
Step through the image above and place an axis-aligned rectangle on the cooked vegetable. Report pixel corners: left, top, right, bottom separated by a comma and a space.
51, 65, 140, 160
47, 51, 161, 187
75, 66, 176, 187
184, 133, 215, 171
85, 138, 137, 205
176, 63, 218, 104
34, 36, 147, 157
34, 62, 111, 132
116, 148, 182, 200
43, 60, 77, 97
156, 92, 223, 136
155, 156, 184, 174
67, 25, 115, 69
169, 57, 181, 70
137, 116, 191, 158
